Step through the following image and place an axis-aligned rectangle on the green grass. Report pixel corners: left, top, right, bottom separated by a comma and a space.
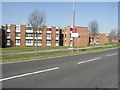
2, 51, 71, 60
2, 45, 118, 60
2, 46, 70, 53
2, 43, 118, 53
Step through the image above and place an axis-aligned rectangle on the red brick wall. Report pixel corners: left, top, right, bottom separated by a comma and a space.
10, 25, 16, 47
74, 27, 89, 47
98, 34, 106, 45
51, 27, 56, 46
42, 26, 47, 46
20, 25, 26, 46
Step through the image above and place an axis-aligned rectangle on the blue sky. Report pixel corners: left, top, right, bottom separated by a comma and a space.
2, 2, 118, 35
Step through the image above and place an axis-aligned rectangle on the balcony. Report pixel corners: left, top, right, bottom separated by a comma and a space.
26, 30, 33, 33
47, 43, 51, 46
26, 37, 33, 39
16, 30, 20, 32
7, 29, 10, 32
16, 43, 20, 46
16, 37, 20, 39
25, 43, 33, 46
47, 31, 51, 33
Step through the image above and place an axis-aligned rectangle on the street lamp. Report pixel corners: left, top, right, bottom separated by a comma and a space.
71, 0, 76, 51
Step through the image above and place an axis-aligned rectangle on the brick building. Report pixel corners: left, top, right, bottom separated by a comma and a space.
1, 25, 63, 47
89, 33, 106, 45
62, 26, 89, 47
106, 36, 118, 44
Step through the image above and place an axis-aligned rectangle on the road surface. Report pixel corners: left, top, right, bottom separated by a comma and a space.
1, 48, 118, 88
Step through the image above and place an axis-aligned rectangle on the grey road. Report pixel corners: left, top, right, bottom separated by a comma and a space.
1, 48, 118, 88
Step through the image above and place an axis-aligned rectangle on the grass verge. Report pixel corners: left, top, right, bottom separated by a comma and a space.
2, 46, 69, 53
2, 45, 118, 61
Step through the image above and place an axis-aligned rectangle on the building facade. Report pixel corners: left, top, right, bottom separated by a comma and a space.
106, 36, 118, 44
1, 25, 62, 47
62, 26, 89, 47
89, 33, 106, 45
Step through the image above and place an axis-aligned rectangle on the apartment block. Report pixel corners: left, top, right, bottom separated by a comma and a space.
62, 26, 89, 47
89, 33, 106, 45
1, 25, 62, 47
106, 36, 118, 44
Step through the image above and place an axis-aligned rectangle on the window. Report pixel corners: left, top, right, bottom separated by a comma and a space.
65, 34, 67, 38
26, 34, 33, 37
26, 40, 32, 43
47, 40, 51, 44
56, 40, 59, 43
16, 26, 20, 30
70, 28, 72, 31
56, 29, 58, 31
56, 34, 59, 37
7, 33, 10, 36
37, 34, 42, 37
47, 34, 51, 38
70, 40, 72, 44
47, 28, 51, 31
38, 40, 42, 43
7, 40, 10, 43
16, 33, 20, 37
16, 40, 20, 43
7, 26, 10, 29
26, 27, 32, 30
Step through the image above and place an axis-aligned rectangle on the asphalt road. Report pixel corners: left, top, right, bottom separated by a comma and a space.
1, 48, 118, 88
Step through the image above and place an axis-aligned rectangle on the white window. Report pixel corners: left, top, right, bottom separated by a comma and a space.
38, 40, 42, 43
47, 34, 51, 38
26, 27, 32, 30
47, 40, 51, 44
16, 26, 20, 30
56, 40, 59, 43
26, 40, 32, 43
7, 26, 10, 29
16, 40, 20, 43
37, 34, 42, 37
7, 40, 10, 43
16, 33, 20, 37
26, 34, 33, 37
47, 28, 51, 31
7, 33, 10, 36
56, 34, 59, 37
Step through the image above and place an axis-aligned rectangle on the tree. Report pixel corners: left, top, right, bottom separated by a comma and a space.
108, 29, 118, 43
28, 9, 46, 54
88, 20, 99, 45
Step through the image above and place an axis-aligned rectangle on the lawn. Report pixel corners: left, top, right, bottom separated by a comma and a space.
2, 46, 70, 53
2, 43, 118, 53
2, 44, 118, 60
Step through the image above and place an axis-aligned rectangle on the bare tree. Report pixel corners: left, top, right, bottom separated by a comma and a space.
108, 29, 118, 43
28, 9, 46, 54
88, 20, 99, 45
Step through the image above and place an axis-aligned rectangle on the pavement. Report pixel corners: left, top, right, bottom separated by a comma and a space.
1, 48, 118, 88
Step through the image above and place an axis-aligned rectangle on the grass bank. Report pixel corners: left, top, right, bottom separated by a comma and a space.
2, 43, 117, 53
2, 45, 118, 60
2, 46, 69, 53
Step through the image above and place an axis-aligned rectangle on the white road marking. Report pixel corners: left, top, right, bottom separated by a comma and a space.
77, 57, 102, 64
0, 67, 59, 82
107, 53, 118, 56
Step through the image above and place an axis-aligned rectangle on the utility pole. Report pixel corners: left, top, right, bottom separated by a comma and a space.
72, 0, 76, 51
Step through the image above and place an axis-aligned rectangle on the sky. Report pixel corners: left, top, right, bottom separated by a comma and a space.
2, 2, 118, 35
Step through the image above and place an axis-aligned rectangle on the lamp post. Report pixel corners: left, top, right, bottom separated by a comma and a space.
72, 0, 76, 51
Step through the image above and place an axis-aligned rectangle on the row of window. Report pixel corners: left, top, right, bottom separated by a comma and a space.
7, 33, 59, 37
7, 40, 59, 44
7, 26, 59, 31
